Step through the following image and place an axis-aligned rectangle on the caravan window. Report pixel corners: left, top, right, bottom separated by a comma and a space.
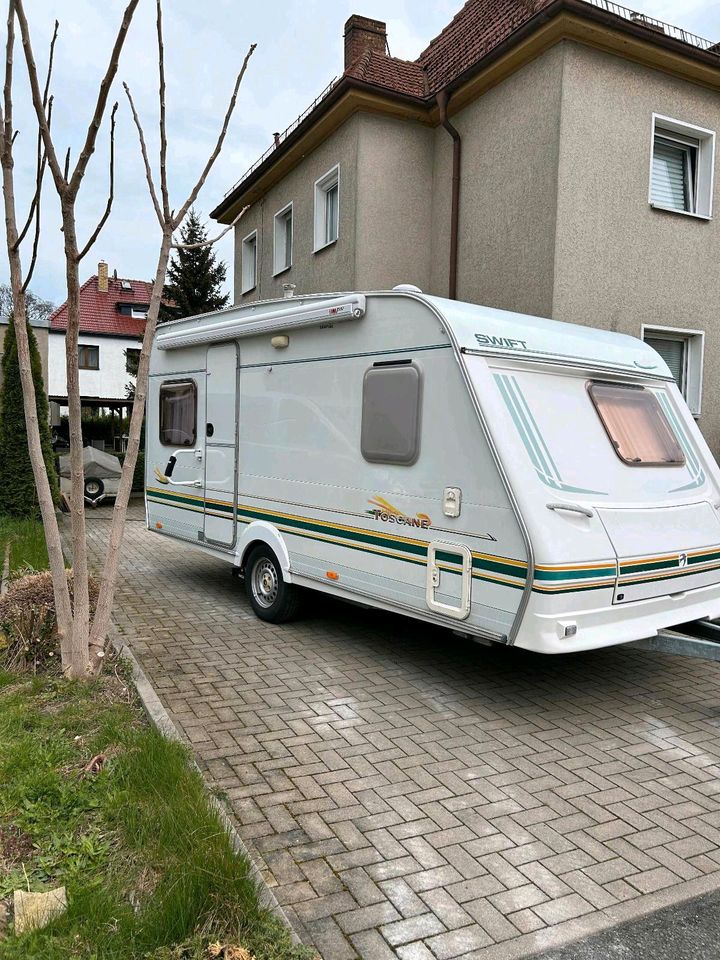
588, 382, 685, 466
159, 380, 197, 447
361, 362, 421, 465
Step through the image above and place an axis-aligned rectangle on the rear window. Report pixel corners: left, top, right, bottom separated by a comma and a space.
588, 382, 685, 466
159, 380, 197, 447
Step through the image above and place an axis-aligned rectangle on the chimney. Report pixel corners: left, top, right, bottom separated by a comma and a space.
344, 15, 387, 69
98, 260, 108, 293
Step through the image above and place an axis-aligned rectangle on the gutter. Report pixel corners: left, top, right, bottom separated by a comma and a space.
436, 90, 461, 301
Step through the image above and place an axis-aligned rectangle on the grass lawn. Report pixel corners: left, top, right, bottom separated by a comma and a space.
0, 517, 49, 575
0, 667, 317, 960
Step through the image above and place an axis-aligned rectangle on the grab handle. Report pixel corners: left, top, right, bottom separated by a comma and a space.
547, 502, 594, 519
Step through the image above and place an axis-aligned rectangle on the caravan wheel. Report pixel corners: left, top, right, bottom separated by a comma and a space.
244, 545, 301, 623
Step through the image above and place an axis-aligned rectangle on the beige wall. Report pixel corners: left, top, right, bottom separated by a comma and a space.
233, 115, 360, 303
354, 114, 434, 291
437, 45, 565, 316
553, 42, 720, 452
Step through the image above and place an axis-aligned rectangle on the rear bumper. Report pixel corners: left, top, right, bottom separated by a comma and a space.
515, 580, 720, 654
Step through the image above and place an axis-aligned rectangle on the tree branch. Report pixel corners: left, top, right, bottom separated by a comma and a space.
2, 0, 15, 164
77, 101, 117, 262
156, 0, 170, 220
172, 42, 256, 229
13, 0, 65, 189
172, 204, 248, 249
66, 0, 139, 197
123, 81, 163, 228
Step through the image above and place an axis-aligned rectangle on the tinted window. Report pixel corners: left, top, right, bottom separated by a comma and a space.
361, 363, 421, 465
589, 382, 684, 466
159, 380, 197, 447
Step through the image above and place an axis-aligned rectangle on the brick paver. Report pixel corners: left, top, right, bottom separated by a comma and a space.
85, 504, 720, 958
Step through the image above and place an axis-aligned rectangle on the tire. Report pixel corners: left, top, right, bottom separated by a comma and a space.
84, 477, 105, 501
244, 545, 301, 623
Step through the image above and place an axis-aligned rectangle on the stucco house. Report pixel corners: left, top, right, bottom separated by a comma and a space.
48, 261, 150, 430
211, 0, 720, 455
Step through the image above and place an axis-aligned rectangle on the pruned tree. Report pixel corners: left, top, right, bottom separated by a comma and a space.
0, 283, 54, 325
2, 0, 254, 677
160, 207, 230, 322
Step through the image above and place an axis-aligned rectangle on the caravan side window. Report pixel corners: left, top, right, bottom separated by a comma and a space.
361, 361, 421, 465
588, 382, 684, 466
159, 380, 197, 447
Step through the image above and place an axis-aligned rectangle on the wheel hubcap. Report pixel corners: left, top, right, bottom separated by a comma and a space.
252, 558, 278, 608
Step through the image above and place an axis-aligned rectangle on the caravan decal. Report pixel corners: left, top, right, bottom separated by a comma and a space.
494, 374, 607, 496
476, 333, 528, 351
654, 391, 706, 493
366, 497, 431, 529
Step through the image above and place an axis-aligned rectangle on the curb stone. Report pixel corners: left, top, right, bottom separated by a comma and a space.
110, 626, 304, 947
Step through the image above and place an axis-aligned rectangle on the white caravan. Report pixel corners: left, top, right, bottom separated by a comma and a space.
145, 288, 720, 653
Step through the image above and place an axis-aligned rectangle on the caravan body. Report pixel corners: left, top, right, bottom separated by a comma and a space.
145, 290, 720, 653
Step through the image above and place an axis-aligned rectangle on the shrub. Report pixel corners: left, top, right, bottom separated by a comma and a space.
0, 571, 99, 672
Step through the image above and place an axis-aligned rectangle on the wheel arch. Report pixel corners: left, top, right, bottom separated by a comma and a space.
236, 521, 293, 581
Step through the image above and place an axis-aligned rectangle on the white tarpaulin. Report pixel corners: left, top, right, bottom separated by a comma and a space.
59, 446, 123, 480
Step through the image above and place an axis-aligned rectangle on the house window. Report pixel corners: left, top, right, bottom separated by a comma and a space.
159, 379, 197, 447
241, 231, 257, 294
126, 348, 141, 375
643, 326, 705, 416
588, 382, 684, 467
650, 115, 715, 219
273, 203, 293, 275
78, 344, 99, 370
314, 165, 339, 251
361, 361, 421, 465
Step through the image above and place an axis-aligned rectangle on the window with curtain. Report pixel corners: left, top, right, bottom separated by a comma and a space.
588, 382, 684, 466
78, 344, 99, 370
159, 380, 197, 447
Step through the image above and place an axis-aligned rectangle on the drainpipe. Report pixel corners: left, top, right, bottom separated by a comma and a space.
437, 89, 461, 301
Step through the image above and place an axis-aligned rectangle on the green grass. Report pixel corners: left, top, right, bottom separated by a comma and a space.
0, 518, 49, 575
0, 669, 317, 960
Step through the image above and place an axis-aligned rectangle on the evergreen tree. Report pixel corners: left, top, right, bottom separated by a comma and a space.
160, 208, 229, 321
0, 320, 59, 519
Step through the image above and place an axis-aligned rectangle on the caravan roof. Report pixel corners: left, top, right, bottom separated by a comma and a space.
155, 290, 672, 381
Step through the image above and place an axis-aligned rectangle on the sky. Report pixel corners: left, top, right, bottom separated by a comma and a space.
3, 0, 720, 308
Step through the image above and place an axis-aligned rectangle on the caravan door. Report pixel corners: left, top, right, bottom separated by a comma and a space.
203, 342, 239, 547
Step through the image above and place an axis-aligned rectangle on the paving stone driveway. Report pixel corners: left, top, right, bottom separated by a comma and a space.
87, 504, 720, 960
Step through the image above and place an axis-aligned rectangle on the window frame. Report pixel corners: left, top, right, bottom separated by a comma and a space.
649, 114, 715, 220
642, 324, 705, 417
314, 165, 340, 252
78, 344, 100, 370
241, 229, 258, 294
159, 378, 198, 448
587, 380, 685, 468
360, 360, 422, 466
273, 202, 293, 276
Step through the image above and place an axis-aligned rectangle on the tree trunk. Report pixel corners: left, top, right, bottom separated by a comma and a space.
88, 228, 173, 664
60, 199, 91, 677
0, 110, 72, 653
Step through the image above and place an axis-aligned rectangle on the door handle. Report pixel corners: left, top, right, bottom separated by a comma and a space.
547, 502, 594, 519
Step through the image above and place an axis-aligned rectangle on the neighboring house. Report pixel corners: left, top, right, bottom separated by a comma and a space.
211, 0, 720, 454
48, 261, 150, 425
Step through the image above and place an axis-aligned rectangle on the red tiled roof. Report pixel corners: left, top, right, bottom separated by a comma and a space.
345, 49, 427, 98
49, 274, 152, 338
343, 0, 554, 99
417, 0, 553, 94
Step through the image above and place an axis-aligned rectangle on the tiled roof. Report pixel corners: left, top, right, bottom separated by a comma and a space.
345, 49, 427, 98
417, 0, 553, 94
49, 275, 152, 338
344, 0, 553, 99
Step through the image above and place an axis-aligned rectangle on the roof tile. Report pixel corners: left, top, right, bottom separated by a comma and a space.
50, 274, 152, 338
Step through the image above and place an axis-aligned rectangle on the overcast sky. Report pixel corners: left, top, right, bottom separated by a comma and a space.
3, 0, 720, 307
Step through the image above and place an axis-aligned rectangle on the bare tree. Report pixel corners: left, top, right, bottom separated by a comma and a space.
4, 0, 254, 675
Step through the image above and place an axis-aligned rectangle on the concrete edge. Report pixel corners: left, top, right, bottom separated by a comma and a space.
108, 625, 303, 947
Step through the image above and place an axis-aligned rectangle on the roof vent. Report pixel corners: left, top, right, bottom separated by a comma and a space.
393, 284, 423, 294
